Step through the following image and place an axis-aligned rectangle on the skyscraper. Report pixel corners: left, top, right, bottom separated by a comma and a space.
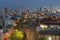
5, 8, 8, 17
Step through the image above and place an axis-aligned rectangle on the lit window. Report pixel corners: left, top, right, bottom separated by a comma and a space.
40, 24, 48, 30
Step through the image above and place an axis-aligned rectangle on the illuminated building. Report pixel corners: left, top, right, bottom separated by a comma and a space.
39, 17, 60, 40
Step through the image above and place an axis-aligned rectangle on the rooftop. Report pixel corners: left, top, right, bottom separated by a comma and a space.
40, 29, 60, 35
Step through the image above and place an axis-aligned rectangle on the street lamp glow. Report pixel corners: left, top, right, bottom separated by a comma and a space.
48, 37, 52, 40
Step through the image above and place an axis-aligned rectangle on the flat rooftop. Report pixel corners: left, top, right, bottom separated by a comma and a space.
40, 29, 60, 35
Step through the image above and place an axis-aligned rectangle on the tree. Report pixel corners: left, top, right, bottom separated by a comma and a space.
10, 30, 26, 40
40, 37, 47, 40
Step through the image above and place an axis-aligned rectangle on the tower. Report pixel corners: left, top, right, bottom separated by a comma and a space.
5, 8, 8, 17
50, 4, 52, 13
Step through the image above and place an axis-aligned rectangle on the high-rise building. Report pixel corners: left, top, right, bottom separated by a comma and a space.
0, 9, 5, 17
40, 8, 42, 13
5, 8, 8, 17
16, 8, 22, 16
43, 7, 48, 14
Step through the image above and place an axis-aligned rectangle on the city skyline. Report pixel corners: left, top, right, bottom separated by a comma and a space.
0, 0, 60, 9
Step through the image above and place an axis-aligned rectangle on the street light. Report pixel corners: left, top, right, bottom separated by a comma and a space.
48, 37, 52, 40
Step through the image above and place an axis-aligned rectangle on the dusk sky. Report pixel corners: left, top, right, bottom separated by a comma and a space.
0, 0, 60, 9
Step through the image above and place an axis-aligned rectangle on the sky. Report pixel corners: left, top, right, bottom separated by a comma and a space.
0, 0, 60, 9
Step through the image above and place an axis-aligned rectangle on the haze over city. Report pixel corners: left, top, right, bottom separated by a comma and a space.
0, 0, 60, 9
